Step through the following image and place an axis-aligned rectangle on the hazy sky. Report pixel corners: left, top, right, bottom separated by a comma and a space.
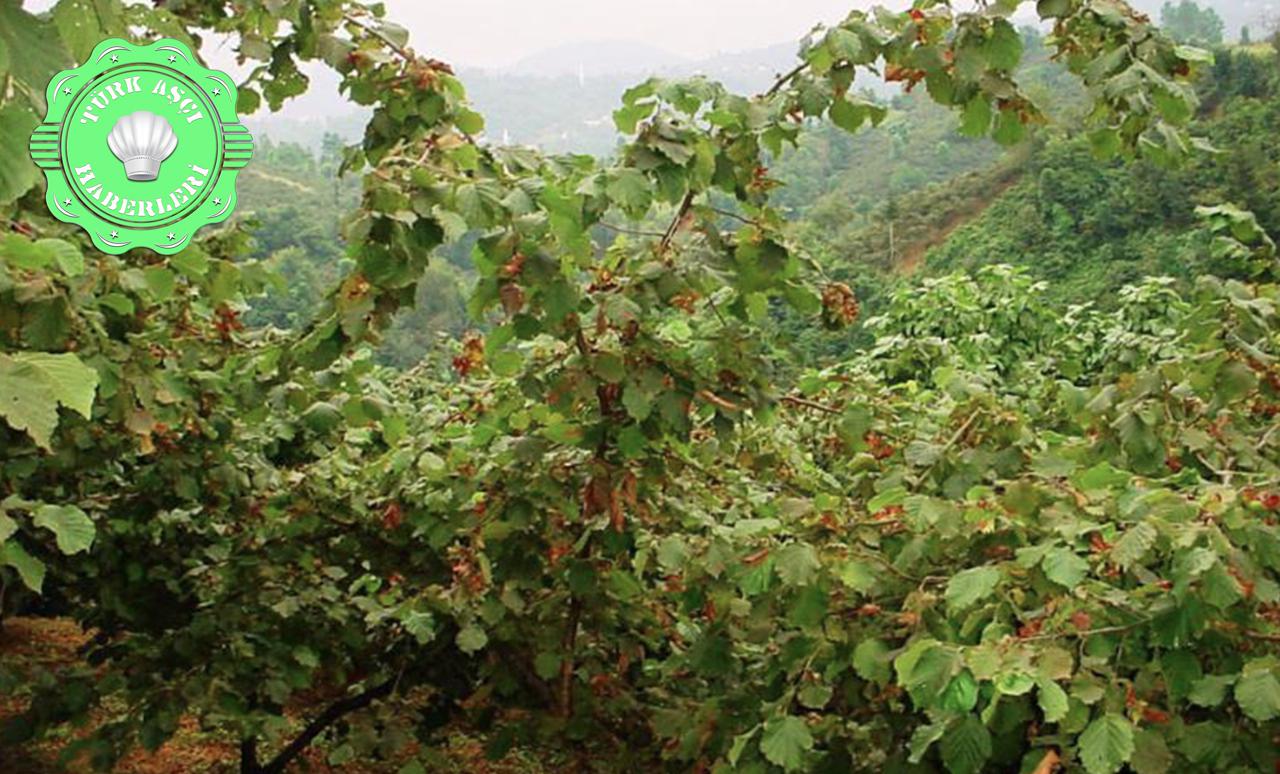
27, 1, 1259, 72
383, 0, 908, 69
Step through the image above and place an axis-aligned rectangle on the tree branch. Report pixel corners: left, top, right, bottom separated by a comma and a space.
251, 676, 397, 774
765, 62, 808, 97
559, 596, 583, 718
660, 192, 696, 253
239, 738, 259, 774
781, 395, 842, 415
343, 13, 413, 62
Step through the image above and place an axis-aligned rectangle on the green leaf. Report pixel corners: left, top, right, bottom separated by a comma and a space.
985, 20, 1023, 71
456, 625, 488, 655
1234, 662, 1280, 722
940, 671, 979, 713
454, 108, 484, 135
853, 639, 892, 685
945, 566, 1000, 613
908, 720, 948, 763
1077, 462, 1130, 491
1036, 0, 1072, 18
1188, 674, 1236, 707
940, 715, 991, 774
829, 98, 882, 133
0, 105, 39, 204
617, 425, 647, 459
170, 250, 210, 278
1078, 713, 1135, 774
32, 505, 94, 555
1043, 546, 1089, 588
959, 97, 992, 138
1111, 523, 1156, 570
605, 168, 652, 216
0, 540, 46, 593
896, 641, 960, 706
727, 726, 758, 766
27, 239, 85, 277
0, 352, 100, 449
759, 716, 813, 772
1131, 728, 1173, 774
613, 102, 654, 134
143, 267, 177, 301
774, 543, 820, 587
1215, 360, 1257, 402
1037, 678, 1069, 723
1160, 650, 1202, 704
1173, 45, 1214, 64
53, 0, 123, 61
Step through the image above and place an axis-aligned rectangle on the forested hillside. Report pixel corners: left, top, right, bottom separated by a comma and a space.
3, 2, 1280, 774
923, 44, 1280, 300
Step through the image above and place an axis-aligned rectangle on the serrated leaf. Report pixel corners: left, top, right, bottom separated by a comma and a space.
0, 352, 100, 449
1037, 678, 1069, 723
759, 716, 812, 772
0, 105, 40, 205
456, 625, 488, 654
945, 566, 1000, 613
1131, 728, 1173, 774
0, 540, 46, 593
1078, 713, 1135, 774
1188, 673, 1235, 707
774, 542, 820, 587
32, 504, 94, 555
896, 641, 960, 706
941, 671, 979, 713
1111, 523, 1157, 570
728, 726, 757, 766
908, 720, 948, 764
1234, 664, 1280, 722
940, 715, 991, 774
853, 639, 892, 685
985, 20, 1023, 71
605, 168, 652, 216
1043, 546, 1089, 588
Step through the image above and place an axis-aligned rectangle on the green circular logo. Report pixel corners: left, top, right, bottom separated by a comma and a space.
28, 39, 253, 255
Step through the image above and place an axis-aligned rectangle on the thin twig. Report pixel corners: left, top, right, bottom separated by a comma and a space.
343, 13, 413, 61
920, 409, 981, 480
781, 395, 842, 415
559, 596, 583, 718
765, 62, 808, 97
1019, 621, 1148, 643
709, 206, 755, 225
660, 192, 696, 253
599, 222, 666, 238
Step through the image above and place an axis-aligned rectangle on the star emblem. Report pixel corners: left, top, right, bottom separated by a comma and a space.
213, 197, 222, 206
166, 232, 176, 241
212, 88, 222, 96
63, 198, 72, 206
64, 87, 72, 94
168, 55, 177, 63
109, 230, 119, 239
110, 54, 119, 63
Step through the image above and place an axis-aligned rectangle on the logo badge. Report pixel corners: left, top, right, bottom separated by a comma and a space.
28, 39, 252, 255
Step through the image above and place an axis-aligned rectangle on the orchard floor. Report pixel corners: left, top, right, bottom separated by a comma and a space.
0, 617, 557, 774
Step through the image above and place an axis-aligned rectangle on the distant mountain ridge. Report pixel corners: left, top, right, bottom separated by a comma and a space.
505, 39, 691, 78
247, 1, 1274, 152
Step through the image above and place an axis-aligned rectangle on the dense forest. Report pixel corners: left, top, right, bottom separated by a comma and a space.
2, 1, 1280, 773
